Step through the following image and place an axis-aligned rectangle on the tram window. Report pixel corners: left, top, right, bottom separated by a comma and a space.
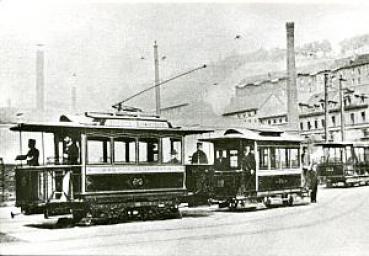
259, 148, 269, 170
229, 150, 238, 168
138, 138, 159, 163
279, 148, 288, 168
162, 137, 182, 164
364, 148, 369, 162
289, 148, 300, 168
270, 148, 277, 169
113, 137, 136, 163
269, 147, 299, 169
87, 138, 111, 164
354, 148, 364, 162
346, 146, 354, 163
327, 147, 343, 163
216, 150, 227, 158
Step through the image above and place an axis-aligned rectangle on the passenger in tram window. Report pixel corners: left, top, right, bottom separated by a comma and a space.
63, 136, 79, 165
215, 150, 228, 170
16, 139, 40, 166
191, 142, 208, 164
169, 149, 180, 164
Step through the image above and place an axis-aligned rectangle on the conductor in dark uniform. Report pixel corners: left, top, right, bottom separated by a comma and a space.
241, 146, 256, 174
310, 164, 318, 203
307, 150, 320, 203
63, 136, 79, 164
241, 146, 256, 191
215, 150, 228, 170
191, 142, 208, 164
16, 139, 39, 166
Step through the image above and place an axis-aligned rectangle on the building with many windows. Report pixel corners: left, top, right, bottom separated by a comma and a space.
223, 53, 369, 142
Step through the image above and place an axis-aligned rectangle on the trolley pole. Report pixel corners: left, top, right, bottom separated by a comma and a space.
154, 41, 161, 116
339, 74, 346, 142
324, 73, 329, 142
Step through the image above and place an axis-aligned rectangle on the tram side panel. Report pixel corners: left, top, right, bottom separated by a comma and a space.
15, 168, 40, 212
257, 173, 302, 192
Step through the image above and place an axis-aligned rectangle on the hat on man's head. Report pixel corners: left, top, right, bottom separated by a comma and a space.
171, 149, 178, 155
28, 139, 36, 146
197, 142, 203, 146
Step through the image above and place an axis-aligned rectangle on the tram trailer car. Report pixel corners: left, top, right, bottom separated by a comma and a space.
10, 112, 210, 224
316, 142, 369, 187
188, 128, 310, 209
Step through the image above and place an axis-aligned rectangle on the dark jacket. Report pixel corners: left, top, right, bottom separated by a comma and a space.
191, 150, 208, 164
65, 143, 79, 164
215, 157, 228, 170
26, 148, 39, 166
242, 153, 256, 172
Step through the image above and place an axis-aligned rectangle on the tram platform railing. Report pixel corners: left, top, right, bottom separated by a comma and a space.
15, 164, 82, 209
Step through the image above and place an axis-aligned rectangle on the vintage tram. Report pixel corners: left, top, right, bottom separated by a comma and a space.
11, 111, 209, 223
316, 142, 369, 187
186, 128, 310, 209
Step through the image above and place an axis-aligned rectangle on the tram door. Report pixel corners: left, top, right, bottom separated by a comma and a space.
212, 141, 256, 197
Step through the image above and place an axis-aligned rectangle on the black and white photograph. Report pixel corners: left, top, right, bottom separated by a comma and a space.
1, 0, 369, 255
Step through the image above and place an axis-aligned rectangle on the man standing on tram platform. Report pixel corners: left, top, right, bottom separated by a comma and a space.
60, 136, 80, 201
16, 139, 39, 166
191, 142, 208, 164
63, 136, 79, 165
241, 146, 256, 192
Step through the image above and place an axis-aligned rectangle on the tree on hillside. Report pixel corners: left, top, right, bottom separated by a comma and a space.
296, 40, 332, 57
340, 34, 369, 54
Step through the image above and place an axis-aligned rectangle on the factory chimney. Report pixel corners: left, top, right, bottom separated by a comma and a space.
36, 44, 45, 111
286, 22, 299, 131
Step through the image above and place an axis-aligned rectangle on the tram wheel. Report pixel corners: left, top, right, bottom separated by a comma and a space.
288, 196, 294, 207
44, 209, 49, 219
264, 198, 272, 208
167, 208, 182, 219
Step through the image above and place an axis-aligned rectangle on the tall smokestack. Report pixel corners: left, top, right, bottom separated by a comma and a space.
36, 44, 45, 111
286, 22, 299, 131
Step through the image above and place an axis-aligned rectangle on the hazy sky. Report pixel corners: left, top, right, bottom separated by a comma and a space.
1, 0, 369, 110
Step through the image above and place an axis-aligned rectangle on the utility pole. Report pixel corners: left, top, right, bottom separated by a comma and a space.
36, 44, 45, 111
71, 73, 77, 113
154, 41, 161, 116
324, 73, 329, 142
339, 74, 346, 142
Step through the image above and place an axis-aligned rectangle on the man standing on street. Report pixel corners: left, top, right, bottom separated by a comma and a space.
309, 150, 320, 203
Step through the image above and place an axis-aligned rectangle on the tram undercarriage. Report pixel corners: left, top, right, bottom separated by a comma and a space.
24, 192, 184, 225
214, 189, 310, 210
325, 176, 369, 188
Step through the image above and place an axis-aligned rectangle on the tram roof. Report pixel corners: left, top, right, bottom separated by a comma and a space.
315, 141, 369, 147
200, 128, 303, 143
9, 121, 212, 135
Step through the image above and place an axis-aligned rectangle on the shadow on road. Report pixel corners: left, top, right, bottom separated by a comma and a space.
0, 232, 22, 243
25, 218, 75, 229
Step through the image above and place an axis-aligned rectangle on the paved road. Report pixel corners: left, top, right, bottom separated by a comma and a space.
1, 186, 369, 255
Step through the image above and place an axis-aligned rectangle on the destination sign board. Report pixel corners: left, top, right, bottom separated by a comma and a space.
104, 119, 169, 128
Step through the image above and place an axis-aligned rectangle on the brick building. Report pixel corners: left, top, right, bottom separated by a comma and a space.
223, 54, 369, 142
